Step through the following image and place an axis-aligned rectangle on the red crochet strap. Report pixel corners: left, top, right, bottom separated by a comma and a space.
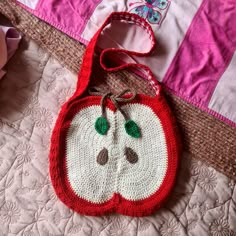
75, 12, 160, 97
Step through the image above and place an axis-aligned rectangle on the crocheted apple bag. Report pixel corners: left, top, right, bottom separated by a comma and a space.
49, 12, 180, 217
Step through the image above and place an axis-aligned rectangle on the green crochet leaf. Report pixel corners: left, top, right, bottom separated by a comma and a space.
125, 120, 141, 138
95, 116, 109, 135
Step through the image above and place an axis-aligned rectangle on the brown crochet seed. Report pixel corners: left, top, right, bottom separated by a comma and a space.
125, 147, 139, 164
97, 148, 108, 165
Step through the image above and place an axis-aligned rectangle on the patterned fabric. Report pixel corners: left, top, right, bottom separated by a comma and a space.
16, 0, 236, 130
0, 37, 235, 235
49, 12, 180, 217
129, 0, 170, 25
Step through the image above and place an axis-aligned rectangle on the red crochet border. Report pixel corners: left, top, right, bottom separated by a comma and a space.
49, 94, 180, 217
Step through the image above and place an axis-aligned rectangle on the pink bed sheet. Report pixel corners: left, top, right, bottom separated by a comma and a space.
16, 0, 236, 129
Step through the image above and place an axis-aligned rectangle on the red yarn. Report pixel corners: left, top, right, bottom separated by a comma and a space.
49, 12, 181, 217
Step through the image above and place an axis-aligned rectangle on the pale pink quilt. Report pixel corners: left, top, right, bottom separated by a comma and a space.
0, 38, 235, 235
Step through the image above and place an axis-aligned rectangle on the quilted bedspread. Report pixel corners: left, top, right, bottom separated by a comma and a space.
0, 38, 236, 236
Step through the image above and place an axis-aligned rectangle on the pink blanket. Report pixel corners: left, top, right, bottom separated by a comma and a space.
16, 0, 236, 129
0, 25, 21, 79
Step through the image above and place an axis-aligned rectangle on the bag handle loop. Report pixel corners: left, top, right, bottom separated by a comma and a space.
74, 12, 161, 98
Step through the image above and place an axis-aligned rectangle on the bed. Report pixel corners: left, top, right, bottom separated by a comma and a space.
0, 35, 235, 235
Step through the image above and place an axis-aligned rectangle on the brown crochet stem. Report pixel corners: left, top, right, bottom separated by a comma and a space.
89, 88, 137, 120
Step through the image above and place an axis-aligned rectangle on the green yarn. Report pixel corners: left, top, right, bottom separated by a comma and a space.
95, 117, 140, 137
125, 120, 141, 138
95, 116, 109, 135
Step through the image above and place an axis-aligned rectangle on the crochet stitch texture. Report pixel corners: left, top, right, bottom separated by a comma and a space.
49, 12, 180, 217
